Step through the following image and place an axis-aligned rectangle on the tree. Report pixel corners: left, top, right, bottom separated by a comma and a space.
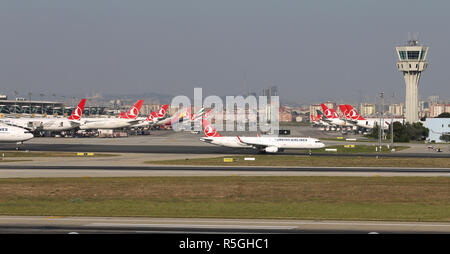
386, 122, 410, 142
440, 134, 450, 142
385, 122, 429, 143
365, 124, 380, 139
437, 112, 450, 118
405, 122, 429, 141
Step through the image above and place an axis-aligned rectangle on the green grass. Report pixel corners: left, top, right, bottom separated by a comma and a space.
145, 153, 450, 168
279, 122, 312, 127
314, 145, 409, 153
0, 176, 448, 221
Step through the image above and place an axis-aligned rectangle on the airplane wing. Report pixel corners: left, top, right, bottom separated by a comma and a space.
125, 120, 141, 125
345, 119, 358, 125
0, 121, 41, 131
236, 136, 271, 149
67, 120, 81, 127
1, 122, 35, 131
83, 120, 102, 124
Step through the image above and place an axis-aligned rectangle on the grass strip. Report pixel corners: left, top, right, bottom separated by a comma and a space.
146, 154, 450, 168
0, 176, 448, 221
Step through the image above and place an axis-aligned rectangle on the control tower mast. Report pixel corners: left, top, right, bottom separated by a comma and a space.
395, 39, 429, 123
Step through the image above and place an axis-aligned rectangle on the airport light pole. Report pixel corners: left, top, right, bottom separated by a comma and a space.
62, 96, 66, 116
390, 92, 395, 149
13, 91, 18, 114
379, 92, 384, 151
28, 92, 32, 115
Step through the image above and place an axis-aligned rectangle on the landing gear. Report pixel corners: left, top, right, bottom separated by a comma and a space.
308, 149, 312, 156
15, 141, 23, 151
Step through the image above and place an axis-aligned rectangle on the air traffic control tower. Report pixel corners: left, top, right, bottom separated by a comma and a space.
396, 40, 429, 123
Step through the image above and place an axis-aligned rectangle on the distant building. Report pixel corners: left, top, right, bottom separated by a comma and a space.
427, 95, 439, 104
445, 104, 450, 114
420, 100, 429, 110
388, 103, 404, 116
322, 101, 335, 111
139, 104, 163, 116
360, 103, 376, 117
420, 108, 430, 119
279, 106, 292, 122
309, 104, 322, 119
430, 104, 445, 118
262, 86, 278, 97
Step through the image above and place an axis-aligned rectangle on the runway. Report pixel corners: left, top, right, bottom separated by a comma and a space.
0, 164, 449, 177
0, 216, 448, 234
3, 143, 450, 158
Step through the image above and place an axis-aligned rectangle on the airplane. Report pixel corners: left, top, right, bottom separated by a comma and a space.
343, 105, 391, 130
311, 110, 331, 127
320, 104, 348, 127
200, 118, 325, 153
0, 123, 34, 149
118, 100, 147, 120
152, 106, 207, 128
130, 104, 169, 128
146, 104, 170, 125
0, 98, 86, 133
78, 100, 144, 130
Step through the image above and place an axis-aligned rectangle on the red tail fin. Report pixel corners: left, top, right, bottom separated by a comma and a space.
202, 119, 222, 137
321, 104, 339, 119
345, 105, 366, 120
68, 98, 86, 121
121, 100, 144, 119
156, 105, 168, 118
147, 113, 154, 122
339, 105, 350, 119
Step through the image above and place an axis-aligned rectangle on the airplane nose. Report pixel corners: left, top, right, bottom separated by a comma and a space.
24, 132, 34, 140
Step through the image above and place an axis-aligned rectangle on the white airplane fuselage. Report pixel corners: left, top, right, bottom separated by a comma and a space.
329, 118, 355, 127
79, 118, 139, 130
0, 124, 34, 143
0, 117, 80, 131
200, 136, 325, 152
353, 118, 397, 130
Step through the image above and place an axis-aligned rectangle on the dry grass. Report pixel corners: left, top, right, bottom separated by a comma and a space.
0, 177, 447, 203
0, 176, 448, 221
146, 155, 450, 168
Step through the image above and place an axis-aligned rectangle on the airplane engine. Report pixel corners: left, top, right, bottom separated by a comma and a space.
264, 146, 279, 153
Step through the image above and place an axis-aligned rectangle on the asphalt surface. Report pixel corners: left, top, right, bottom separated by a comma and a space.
0, 164, 448, 178
0, 216, 448, 234
1, 164, 450, 173
3, 143, 450, 158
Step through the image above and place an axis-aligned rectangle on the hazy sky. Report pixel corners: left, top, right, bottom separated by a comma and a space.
1, 0, 449, 104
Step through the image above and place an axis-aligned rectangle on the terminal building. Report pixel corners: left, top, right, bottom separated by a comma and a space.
0, 95, 106, 117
